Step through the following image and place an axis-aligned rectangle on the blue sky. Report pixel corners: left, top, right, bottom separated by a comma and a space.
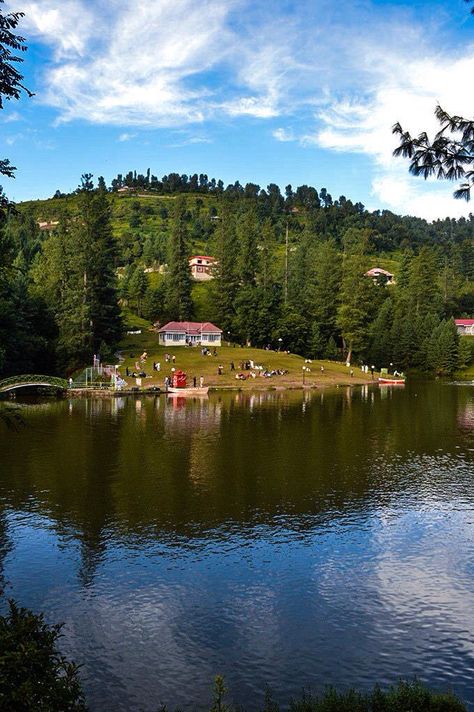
1, 0, 473, 220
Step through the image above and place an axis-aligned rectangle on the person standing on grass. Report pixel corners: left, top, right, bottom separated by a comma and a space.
199, 376, 204, 388
193, 376, 196, 388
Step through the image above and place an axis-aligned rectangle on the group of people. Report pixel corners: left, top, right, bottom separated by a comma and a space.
235, 368, 289, 380
125, 366, 147, 378
201, 347, 218, 357
164, 353, 176, 364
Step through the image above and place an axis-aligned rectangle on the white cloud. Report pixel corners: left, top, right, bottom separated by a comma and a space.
272, 128, 295, 142
118, 132, 135, 142
19, 0, 474, 218
1, 111, 22, 124
371, 172, 471, 221
224, 96, 279, 119
22, 0, 96, 57
311, 46, 474, 219
24, 0, 240, 126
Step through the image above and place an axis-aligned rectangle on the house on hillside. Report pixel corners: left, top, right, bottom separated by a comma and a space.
455, 319, 474, 336
189, 255, 216, 281
159, 321, 222, 346
365, 267, 394, 284
37, 220, 59, 231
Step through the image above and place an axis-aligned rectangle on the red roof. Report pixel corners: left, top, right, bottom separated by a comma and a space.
366, 267, 394, 277
455, 319, 474, 326
159, 321, 222, 334
189, 255, 215, 261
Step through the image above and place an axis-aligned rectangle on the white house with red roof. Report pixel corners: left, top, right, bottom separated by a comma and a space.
158, 321, 223, 346
365, 267, 394, 284
189, 255, 216, 281
455, 319, 474, 336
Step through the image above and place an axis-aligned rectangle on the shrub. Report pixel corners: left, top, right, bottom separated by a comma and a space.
0, 600, 86, 711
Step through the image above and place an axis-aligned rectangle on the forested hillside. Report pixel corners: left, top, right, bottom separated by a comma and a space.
1, 171, 473, 378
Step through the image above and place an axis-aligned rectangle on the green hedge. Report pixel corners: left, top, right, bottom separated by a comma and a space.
0, 604, 467, 711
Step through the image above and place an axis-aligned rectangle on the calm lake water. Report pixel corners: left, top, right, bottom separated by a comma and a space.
1, 383, 474, 711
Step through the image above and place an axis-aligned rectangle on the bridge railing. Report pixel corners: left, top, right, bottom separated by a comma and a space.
0, 375, 68, 392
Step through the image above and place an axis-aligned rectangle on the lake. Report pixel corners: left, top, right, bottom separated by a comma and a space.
1, 382, 473, 711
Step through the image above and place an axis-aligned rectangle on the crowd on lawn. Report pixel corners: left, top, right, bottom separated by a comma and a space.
120, 347, 294, 388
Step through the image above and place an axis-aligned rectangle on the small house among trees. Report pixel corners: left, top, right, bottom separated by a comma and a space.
455, 319, 474, 336
158, 321, 222, 346
189, 255, 216, 281
365, 267, 394, 284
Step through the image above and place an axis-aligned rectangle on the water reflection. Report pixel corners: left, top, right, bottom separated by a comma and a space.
0, 384, 473, 711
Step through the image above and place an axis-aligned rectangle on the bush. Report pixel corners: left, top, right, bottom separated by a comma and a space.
213, 678, 466, 712
0, 600, 86, 711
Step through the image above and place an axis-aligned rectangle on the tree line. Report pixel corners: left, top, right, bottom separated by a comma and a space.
1, 175, 473, 378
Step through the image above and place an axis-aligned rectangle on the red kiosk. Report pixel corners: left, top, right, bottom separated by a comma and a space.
171, 369, 187, 388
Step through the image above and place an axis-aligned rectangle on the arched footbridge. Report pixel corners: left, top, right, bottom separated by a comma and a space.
0, 375, 68, 394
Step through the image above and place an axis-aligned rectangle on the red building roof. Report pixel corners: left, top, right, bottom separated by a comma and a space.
189, 255, 216, 261
365, 267, 394, 277
159, 321, 222, 334
455, 319, 474, 326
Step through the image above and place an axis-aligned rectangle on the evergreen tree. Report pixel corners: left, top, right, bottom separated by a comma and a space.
336, 254, 375, 363
211, 201, 239, 334
79, 185, 122, 350
127, 267, 148, 317
426, 318, 459, 375
289, 218, 315, 315
406, 247, 443, 319
258, 218, 275, 293
165, 196, 193, 320
235, 204, 260, 342
311, 239, 342, 344
29, 180, 122, 368
369, 297, 393, 366
237, 204, 259, 287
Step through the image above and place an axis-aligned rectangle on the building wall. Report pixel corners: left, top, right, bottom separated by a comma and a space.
191, 266, 214, 281
159, 332, 222, 345
457, 325, 474, 336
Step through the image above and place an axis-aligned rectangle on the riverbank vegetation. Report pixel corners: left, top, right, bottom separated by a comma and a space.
1, 175, 472, 380
0, 602, 467, 711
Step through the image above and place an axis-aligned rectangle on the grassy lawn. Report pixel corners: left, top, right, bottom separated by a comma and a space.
118, 328, 375, 390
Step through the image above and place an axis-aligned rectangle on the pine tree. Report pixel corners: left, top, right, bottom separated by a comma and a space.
369, 297, 393, 366
29, 180, 122, 368
79, 185, 122, 350
406, 247, 443, 319
336, 254, 375, 363
235, 204, 259, 342
128, 267, 148, 317
311, 239, 342, 343
259, 218, 275, 293
237, 204, 259, 287
426, 319, 459, 375
211, 200, 239, 334
165, 196, 193, 320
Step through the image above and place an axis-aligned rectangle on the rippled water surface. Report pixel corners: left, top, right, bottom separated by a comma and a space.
1, 383, 474, 710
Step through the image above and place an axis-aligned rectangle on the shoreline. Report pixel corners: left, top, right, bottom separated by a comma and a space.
67, 378, 377, 398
